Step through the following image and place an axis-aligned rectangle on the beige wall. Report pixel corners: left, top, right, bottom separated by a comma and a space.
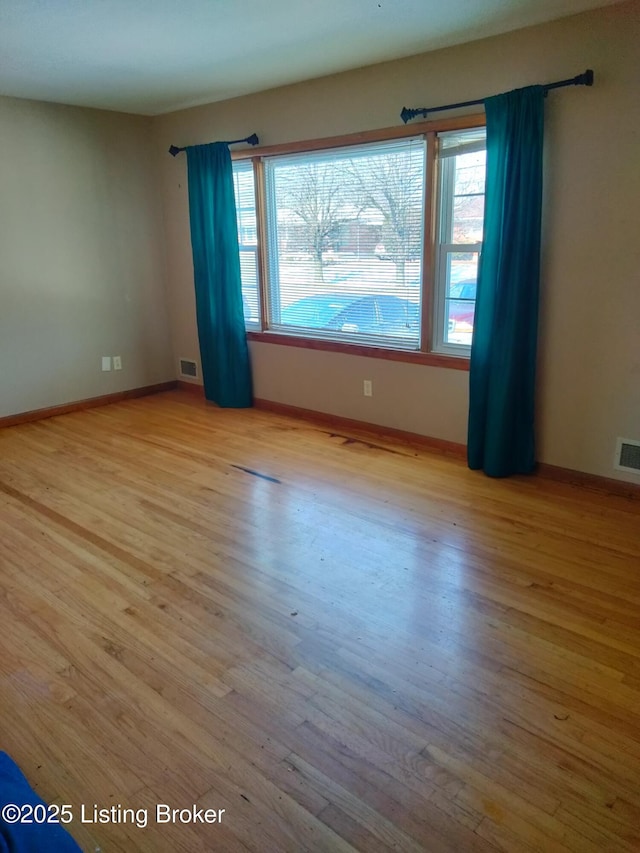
0, 96, 174, 417
156, 0, 636, 483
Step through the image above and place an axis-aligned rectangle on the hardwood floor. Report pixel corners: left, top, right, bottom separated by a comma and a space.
0, 390, 639, 852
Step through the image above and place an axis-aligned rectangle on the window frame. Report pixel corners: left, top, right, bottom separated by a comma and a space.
232, 114, 486, 371
432, 131, 485, 356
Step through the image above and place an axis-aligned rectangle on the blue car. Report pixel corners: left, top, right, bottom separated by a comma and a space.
279, 293, 419, 338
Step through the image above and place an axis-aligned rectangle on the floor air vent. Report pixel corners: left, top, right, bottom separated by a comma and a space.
179, 359, 198, 379
615, 438, 640, 473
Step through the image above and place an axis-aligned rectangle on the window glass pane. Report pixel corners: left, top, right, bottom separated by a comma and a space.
444, 251, 478, 346
264, 138, 425, 348
453, 150, 486, 242
232, 160, 260, 326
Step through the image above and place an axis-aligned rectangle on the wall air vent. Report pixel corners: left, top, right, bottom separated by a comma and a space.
179, 358, 198, 379
615, 438, 640, 473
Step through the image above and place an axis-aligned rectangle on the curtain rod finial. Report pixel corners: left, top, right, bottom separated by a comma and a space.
169, 145, 183, 157
401, 106, 426, 124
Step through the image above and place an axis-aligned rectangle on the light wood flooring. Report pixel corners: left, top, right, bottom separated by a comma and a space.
0, 390, 639, 852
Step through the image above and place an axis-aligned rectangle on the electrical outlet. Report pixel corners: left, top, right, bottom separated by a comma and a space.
101, 356, 111, 372
363, 380, 373, 397
113, 356, 122, 370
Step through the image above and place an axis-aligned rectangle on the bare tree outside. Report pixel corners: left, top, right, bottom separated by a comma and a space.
451, 154, 485, 244
275, 162, 348, 284
274, 147, 424, 286
347, 150, 424, 283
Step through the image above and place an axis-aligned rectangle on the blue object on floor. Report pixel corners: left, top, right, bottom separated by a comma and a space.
0, 753, 82, 852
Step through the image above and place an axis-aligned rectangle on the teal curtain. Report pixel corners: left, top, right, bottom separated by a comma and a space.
185, 142, 252, 408
467, 86, 545, 477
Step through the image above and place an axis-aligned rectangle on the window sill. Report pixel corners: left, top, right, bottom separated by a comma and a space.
246, 331, 470, 371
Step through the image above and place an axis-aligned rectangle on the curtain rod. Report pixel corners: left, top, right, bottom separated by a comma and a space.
168, 133, 259, 156
400, 69, 594, 124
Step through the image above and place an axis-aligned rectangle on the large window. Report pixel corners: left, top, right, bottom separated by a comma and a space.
233, 123, 486, 361
264, 139, 424, 349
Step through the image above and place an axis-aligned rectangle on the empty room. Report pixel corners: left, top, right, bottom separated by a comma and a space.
1, 0, 639, 850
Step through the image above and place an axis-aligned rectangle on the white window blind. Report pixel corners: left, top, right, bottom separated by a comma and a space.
232, 160, 260, 327
262, 137, 426, 348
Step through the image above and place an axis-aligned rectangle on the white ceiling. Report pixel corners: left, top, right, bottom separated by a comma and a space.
0, 0, 622, 116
